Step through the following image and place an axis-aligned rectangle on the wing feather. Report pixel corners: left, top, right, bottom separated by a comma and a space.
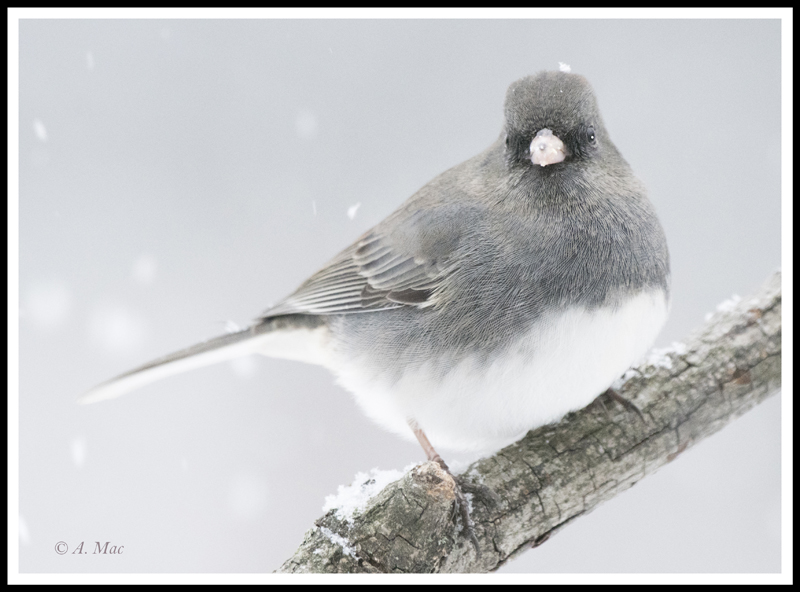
260, 229, 443, 318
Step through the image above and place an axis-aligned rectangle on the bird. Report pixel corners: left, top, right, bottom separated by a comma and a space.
80, 70, 670, 525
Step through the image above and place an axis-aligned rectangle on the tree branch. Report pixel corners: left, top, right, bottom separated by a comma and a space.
277, 272, 782, 573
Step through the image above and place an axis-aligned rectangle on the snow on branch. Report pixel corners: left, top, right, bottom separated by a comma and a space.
277, 272, 782, 573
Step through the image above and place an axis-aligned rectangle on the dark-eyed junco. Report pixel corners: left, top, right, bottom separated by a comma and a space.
81, 70, 670, 474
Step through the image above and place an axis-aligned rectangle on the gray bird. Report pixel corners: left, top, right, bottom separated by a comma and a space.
80, 70, 670, 482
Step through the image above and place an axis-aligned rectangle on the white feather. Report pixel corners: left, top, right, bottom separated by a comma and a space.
79, 326, 333, 404
332, 289, 670, 452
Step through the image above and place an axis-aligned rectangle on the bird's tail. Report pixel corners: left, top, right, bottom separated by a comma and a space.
77, 316, 330, 404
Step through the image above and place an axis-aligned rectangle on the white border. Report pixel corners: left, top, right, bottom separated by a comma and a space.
7, 7, 793, 585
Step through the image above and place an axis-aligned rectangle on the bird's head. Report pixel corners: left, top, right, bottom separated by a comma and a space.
503, 71, 607, 170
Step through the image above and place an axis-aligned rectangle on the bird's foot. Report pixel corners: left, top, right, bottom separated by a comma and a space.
601, 387, 646, 422
409, 419, 499, 555
431, 457, 499, 556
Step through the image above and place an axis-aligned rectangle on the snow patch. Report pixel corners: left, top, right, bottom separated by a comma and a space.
716, 294, 742, 313
318, 526, 357, 558
704, 294, 743, 322
322, 466, 412, 523
611, 368, 641, 389
647, 342, 687, 370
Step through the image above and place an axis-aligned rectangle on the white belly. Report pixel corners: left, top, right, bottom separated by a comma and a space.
331, 289, 670, 452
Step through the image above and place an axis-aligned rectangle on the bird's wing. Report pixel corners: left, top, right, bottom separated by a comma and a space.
79, 215, 460, 403
260, 196, 487, 318
261, 228, 444, 317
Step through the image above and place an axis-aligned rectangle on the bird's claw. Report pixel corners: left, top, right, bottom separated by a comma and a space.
603, 387, 646, 423
454, 474, 501, 507
433, 459, 499, 557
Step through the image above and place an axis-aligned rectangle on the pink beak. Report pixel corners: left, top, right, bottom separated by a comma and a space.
530, 128, 567, 167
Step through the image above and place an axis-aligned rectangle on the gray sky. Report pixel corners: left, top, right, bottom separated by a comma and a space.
17, 18, 782, 574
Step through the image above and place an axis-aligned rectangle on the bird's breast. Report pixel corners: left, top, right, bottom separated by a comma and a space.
329, 286, 670, 452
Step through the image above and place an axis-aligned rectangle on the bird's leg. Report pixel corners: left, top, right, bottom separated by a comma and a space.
409, 419, 478, 552
408, 420, 500, 504
409, 419, 449, 470
408, 420, 499, 555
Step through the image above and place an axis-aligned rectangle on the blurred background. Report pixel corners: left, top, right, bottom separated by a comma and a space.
17, 19, 782, 573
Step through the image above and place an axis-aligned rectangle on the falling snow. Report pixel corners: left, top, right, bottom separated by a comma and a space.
131, 254, 157, 285
23, 280, 72, 329
88, 305, 147, 355
33, 119, 48, 142
296, 110, 318, 139
226, 472, 268, 521
71, 437, 87, 468
19, 514, 31, 545
347, 203, 361, 220
559, 62, 572, 73
230, 355, 258, 379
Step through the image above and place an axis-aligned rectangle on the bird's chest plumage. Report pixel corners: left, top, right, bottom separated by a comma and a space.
449, 197, 664, 328
330, 286, 669, 452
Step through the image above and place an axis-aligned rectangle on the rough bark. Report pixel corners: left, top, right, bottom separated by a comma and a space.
277, 272, 782, 573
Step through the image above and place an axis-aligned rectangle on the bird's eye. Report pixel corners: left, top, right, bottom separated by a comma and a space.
586, 126, 596, 143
